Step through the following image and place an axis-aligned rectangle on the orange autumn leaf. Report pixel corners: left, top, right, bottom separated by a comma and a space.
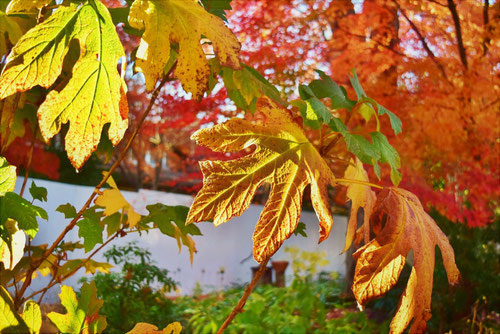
187, 97, 335, 262
341, 158, 376, 253
352, 187, 460, 334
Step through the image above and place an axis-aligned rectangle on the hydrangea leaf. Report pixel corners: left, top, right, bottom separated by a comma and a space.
5, 0, 52, 14
48, 281, 106, 334
21, 300, 42, 334
0, 11, 22, 56
126, 321, 182, 334
352, 187, 460, 334
29, 181, 47, 202
0, 192, 47, 240
0, 156, 16, 196
187, 97, 335, 262
128, 0, 241, 98
77, 218, 103, 253
0, 220, 25, 270
95, 176, 141, 228
0, 286, 30, 333
0, 1, 129, 169
341, 158, 376, 253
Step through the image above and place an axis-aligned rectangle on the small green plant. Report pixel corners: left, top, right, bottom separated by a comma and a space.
80, 242, 178, 334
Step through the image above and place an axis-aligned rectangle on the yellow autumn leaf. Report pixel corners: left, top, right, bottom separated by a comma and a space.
126, 321, 182, 334
187, 97, 335, 262
341, 158, 376, 253
6, 0, 51, 13
128, 0, 241, 99
0, 10, 22, 56
352, 187, 460, 334
0, 220, 25, 270
95, 176, 141, 228
0, 1, 128, 169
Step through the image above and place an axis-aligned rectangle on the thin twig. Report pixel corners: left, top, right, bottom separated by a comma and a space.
336, 178, 384, 189
393, 0, 449, 80
217, 257, 270, 334
23, 229, 123, 303
447, 0, 468, 69
19, 125, 37, 197
14, 68, 174, 307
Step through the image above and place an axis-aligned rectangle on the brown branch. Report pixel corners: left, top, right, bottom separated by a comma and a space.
14, 68, 174, 307
217, 257, 270, 334
393, 0, 448, 80
483, 0, 490, 55
23, 228, 123, 303
447, 0, 468, 69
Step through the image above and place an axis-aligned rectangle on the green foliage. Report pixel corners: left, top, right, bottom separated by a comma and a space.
80, 243, 178, 334
297, 70, 401, 184
0, 286, 30, 333
180, 273, 385, 334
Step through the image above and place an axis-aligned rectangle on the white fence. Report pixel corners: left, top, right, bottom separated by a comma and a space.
14, 177, 347, 300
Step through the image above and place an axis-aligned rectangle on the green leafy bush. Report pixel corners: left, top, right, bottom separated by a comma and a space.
80, 242, 178, 333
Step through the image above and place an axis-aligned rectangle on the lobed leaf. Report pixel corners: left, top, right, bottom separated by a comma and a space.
352, 187, 460, 334
128, 0, 241, 99
48, 281, 107, 334
21, 300, 42, 334
187, 97, 335, 262
0, 192, 47, 240
0, 1, 129, 169
0, 286, 29, 333
0, 156, 16, 196
341, 158, 375, 253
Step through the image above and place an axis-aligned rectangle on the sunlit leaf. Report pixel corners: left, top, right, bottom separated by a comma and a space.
0, 156, 16, 196
126, 321, 182, 334
21, 300, 42, 334
0, 1, 129, 169
352, 187, 460, 334
48, 282, 107, 334
128, 0, 241, 98
341, 158, 376, 253
95, 175, 141, 228
5, 0, 51, 14
187, 97, 335, 262
0, 286, 29, 333
0, 220, 25, 270
0, 11, 22, 56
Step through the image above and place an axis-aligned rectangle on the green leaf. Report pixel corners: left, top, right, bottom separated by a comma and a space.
344, 134, 380, 165
293, 222, 307, 238
29, 182, 47, 202
0, 286, 29, 333
0, 192, 47, 239
56, 203, 78, 219
0, 1, 129, 169
378, 104, 402, 135
222, 64, 283, 112
370, 131, 402, 185
201, 0, 232, 21
310, 70, 355, 110
290, 99, 321, 130
0, 156, 16, 196
348, 68, 366, 99
102, 212, 122, 238
21, 300, 42, 334
77, 218, 103, 253
48, 282, 107, 334
142, 204, 202, 237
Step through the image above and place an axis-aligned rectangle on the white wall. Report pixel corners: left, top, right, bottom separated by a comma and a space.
14, 177, 347, 300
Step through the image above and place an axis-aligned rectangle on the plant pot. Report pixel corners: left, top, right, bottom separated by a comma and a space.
251, 266, 273, 285
271, 261, 289, 287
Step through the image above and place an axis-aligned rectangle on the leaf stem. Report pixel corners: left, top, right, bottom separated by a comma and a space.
14, 68, 174, 308
336, 178, 384, 189
216, 257, 270, 334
